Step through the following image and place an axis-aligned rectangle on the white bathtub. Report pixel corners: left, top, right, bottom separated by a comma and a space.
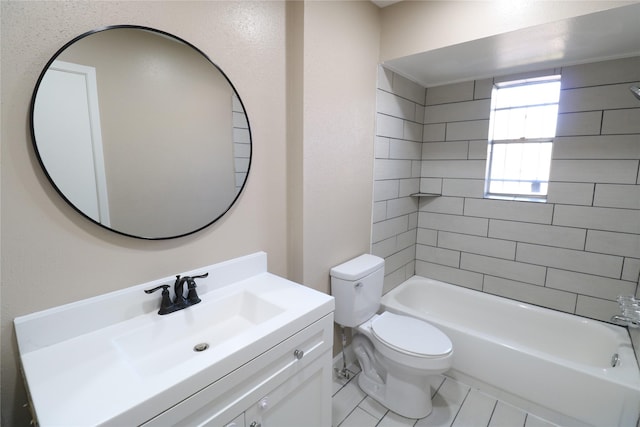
381, 276, 640, 427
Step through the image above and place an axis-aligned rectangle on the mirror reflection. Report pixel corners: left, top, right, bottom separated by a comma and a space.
31, 26, 251, 239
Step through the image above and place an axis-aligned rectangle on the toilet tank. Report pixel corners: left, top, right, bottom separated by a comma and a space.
330, 254, 385, 327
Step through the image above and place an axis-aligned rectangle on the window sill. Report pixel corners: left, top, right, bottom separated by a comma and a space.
484, 194, 547, 203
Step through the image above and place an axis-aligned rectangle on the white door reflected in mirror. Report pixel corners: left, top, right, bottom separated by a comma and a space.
34, 60, 110, 225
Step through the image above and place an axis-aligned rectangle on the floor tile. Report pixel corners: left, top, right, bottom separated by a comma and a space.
359, 396, 388, 420
427, 375, 446, 398
378, 411, 418, 427
489, 401, 526, 427
338, 407, 378, 427
435, 378, 470, 407
332, 372, 559, 427
525, 414, 558, 427
415, 377, 471, 427
333, 376, 350, 395
414, 394, 459, 427
332, 380, 366, 427
451, 389, 496, 427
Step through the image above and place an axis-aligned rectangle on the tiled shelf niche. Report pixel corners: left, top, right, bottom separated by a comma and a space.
410, 193, 441, 198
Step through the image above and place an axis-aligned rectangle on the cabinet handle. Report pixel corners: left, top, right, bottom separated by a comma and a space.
258, 397, 269, 410
293, 349, 304, 360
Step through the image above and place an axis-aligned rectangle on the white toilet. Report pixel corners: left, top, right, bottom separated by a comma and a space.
330, 254, 453, 419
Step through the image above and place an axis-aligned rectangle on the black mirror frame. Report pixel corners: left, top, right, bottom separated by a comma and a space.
30, 24, 252, 240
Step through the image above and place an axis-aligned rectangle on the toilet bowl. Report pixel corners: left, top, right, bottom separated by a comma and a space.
330, 254, 453, 419
362, 312, 453, 371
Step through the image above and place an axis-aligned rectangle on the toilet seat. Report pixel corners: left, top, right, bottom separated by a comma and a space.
371, 312, 452, 357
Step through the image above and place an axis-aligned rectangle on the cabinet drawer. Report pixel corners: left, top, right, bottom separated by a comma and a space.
142, 313, 333, 426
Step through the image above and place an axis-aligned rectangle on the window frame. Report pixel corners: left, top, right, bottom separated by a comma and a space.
484, 75, 561, 202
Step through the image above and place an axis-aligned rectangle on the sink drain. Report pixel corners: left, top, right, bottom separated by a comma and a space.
194, 343, 210, 352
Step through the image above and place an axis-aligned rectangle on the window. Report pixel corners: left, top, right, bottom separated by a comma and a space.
485, 75, 561, 200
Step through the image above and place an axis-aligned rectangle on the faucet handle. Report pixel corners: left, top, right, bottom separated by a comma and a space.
144, 284, 170, 295
186, 278, 202, 305
185, 273, 208, 305
144, 284, 173, 315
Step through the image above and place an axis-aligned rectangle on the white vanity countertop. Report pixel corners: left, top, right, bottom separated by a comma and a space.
14, 252, 334, 426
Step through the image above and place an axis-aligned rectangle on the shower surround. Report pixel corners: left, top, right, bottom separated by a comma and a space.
372, 56, 640, 325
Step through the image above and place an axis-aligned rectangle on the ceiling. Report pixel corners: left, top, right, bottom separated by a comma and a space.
382, 3, 640, 88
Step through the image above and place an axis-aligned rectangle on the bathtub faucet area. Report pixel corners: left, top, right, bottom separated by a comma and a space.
611, 295, 640, 328
611, 315, 640, 328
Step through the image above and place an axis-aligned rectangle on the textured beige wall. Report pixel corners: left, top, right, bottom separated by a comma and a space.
1, 1, 287, 425
1, 1, 381, 424
301, 1, 380, 295
286, 0, 305, 284
292, 1, 380, 357
379, 1, 635, 62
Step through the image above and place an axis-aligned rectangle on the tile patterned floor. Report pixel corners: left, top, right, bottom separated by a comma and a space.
332, 363, 559, 427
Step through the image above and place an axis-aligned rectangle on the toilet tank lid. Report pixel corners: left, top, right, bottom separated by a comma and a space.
330, 254, 384, 280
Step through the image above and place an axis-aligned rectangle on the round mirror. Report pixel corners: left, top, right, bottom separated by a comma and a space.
30, 25, 251, 239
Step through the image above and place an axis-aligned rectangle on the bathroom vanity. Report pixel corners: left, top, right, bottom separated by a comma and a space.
14, 253, 334, 426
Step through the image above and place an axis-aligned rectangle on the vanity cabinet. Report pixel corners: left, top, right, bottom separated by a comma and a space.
142, 314, 333, 427
15, 253, 335, 427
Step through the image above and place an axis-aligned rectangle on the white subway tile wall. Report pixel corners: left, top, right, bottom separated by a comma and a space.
373, 68, 426, 290
373, 56, 640, 322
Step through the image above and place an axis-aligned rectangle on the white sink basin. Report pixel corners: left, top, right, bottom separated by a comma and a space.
14, 252, 334, 426
113, 290, 284, 376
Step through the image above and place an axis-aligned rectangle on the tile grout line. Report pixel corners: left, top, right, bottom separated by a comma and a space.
337, 394, 369, 427
448, 387, 471, 427
372, 409, 390, 427
485, 398, 499, 427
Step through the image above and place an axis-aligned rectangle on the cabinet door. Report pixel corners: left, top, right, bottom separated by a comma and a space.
245, 348, 332, 427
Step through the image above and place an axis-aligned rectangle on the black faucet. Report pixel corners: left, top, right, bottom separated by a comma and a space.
145, 272, 209, 315
173, 275, 189, 309
174, 273, 208, 307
